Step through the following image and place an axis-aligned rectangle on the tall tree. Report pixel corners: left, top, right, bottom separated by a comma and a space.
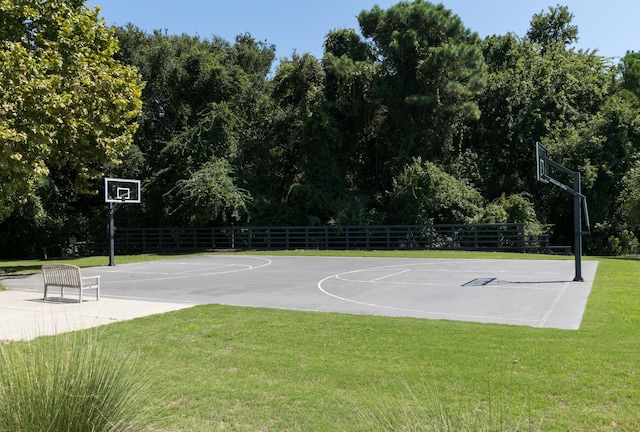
358, 0, 486, 165
0, 0, 143, 221
620, 51, 640, 103
472, 32, 610, 197
112, 28, 275, 226
526, 5, 578, 53
468, 6, 637, 250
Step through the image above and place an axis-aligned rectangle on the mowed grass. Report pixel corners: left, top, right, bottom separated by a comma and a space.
2, 252, 640, 430
0, 253, 206, 275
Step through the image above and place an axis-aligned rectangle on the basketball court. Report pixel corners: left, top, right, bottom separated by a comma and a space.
2, 255, 599, 338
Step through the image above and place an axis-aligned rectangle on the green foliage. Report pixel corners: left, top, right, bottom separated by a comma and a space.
390, 158, 483, 224
620, 51, 640, 99
112, 27, 275, 226
323, 28, 374, 62
0, 332, 158, 432
472, 193, 545, 237
590, 222, 639, 256
501, 193, 546, 235
357, 0, 486, 163
620, 163, 640, 228
165, 158, 250, 226
0, 181, 60, 259
466, 7, 636, 251
0, 0, 143, 221
473, 32, 611, 196
526, 5, 578, 52
328, 195, 382, 227
3, 1, 640, 256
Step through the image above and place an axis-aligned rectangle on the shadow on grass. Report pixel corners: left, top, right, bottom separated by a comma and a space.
608, 254, 640, 261
0, 265, 40, 276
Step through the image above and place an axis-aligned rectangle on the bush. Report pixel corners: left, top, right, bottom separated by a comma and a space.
390, 158, 484, 225
0, 332, 158, 432
473, 193, 546, 237
589, 222, 639, 256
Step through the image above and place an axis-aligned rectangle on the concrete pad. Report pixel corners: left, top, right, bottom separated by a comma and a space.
0, 289, 193, 341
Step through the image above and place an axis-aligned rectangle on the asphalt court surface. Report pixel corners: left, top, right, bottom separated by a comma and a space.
2, 255, 599, 332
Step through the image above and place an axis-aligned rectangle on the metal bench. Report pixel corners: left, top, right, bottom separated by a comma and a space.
42, 264, 100, 302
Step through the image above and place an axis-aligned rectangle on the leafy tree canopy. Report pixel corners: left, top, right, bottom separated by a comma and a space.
357, 0, 486, 164
620, 51, 640, 102
389, 157, 484, 225
526, 4, 578, 52
0, 0, 143, 221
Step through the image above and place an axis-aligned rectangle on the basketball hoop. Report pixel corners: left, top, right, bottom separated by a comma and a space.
104, 177, 141, 266
534, 143, 590, 282
104, 178, 140, 203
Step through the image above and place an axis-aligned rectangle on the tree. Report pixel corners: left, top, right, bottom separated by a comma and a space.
358, 0, 486, 165
389, 157, 483, 225
470, 27, 610, 198
108, 28, 277, 226
164, 159, 250, 226
526, 5, 578, 53
620, 51, 640, 103
0, 0, 143, 221
266, 53, 344, 224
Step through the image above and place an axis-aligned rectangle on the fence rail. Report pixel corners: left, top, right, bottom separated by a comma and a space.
101, 224, 557, 255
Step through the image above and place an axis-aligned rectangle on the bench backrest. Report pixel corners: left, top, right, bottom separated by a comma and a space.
42, 264, 82, 288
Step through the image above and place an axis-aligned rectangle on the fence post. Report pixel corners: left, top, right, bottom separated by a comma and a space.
346, 227, 350, 250
285, 227, 290, 250
365, 226, 369, 250
305, 227, 309, 249
474, 227, 479, 250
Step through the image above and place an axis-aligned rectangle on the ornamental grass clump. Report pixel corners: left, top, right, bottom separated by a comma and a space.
355, 379, 541, 432
0, 332, 158, 432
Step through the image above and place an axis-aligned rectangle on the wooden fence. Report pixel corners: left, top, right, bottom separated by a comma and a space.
104, 224, 557, 254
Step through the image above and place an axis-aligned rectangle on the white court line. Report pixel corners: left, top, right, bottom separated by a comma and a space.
101, 264, 245, 276
335, 274, 448, 287
369, 269, 410, 282
99, 258, 272, 284
317, 275, 539, 324
537, 282, 570, 327
335, 272, 563, 291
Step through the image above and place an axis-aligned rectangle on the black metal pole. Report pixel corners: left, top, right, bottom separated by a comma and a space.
573, 172, 583, 282
109, 202, 115, 267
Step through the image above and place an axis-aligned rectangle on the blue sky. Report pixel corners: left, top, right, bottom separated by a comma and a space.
86, 0, 637, 62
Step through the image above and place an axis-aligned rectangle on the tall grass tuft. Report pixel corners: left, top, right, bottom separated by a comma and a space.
355, 379, 542, 431
0, 332, 159, 432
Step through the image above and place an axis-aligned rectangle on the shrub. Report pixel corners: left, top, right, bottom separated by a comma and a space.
390, 158, 484, 225
0, 332, 158, 432
590, 222, 639, 255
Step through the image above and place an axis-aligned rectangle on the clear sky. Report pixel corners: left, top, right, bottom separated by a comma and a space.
86, 0, 637, 62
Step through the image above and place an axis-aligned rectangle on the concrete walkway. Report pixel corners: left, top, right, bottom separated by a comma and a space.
0, 289, 193, 342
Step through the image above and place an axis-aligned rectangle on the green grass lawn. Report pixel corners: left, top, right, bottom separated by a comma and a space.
2, 252, 639, 430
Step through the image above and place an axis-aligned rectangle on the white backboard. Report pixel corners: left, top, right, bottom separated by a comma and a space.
104, 177, 141, 203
